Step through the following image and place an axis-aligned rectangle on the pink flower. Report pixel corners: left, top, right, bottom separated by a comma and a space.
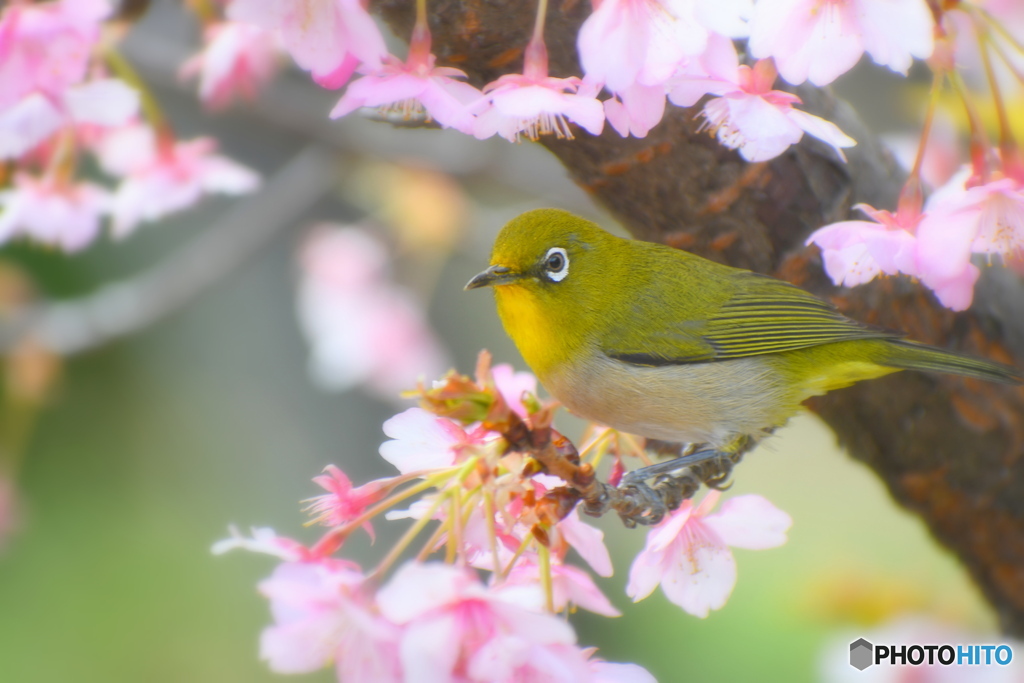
258, 560, 401, 679
378, 407, 472, 474
603, 82, 667, 139
491, 362, 538, 417
227, 0, 387, 89
330, 25, 482, 133
627, 491, 791, 617
474, 39, 604, 142
180, 22, 281, 110
502, 559, 622, 617
98, 124, 260, 236
555, 506, 614, 577
376, 562, 584, 681
577, 0, 709, 93
748, 0, 934, 86
0, 173, 109, 251
806, 203, 920, 287
673, 45, 856, 162
913, 175, 1024, 310
297, 226, 450, 401
305, 465, 391, 537
0, 78, 139, 160
212, 526, 316, 562
0, 0, 109, 109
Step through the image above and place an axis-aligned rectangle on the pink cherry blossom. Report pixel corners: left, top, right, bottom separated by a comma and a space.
491, 362, 538, 417
673, 46, 856, 162
0, 78, 139, 160
474, 39, 604, 142
555, 506, 614, 577
0, 173, 109, 251
502, 559, 622, 617
296, 226, 450, 401
330, 25, 482, 134
914, 175, 1024, 310
227, 0, 387, 89
212, 526, 316, 562
378, 407, 472, 474
180, 22, 282, 110
305, 465, 392, 537
97, 124, 260, 236
748, 0, 934, 86
603, 82, 667, 139
0, 0, 109, 109
806, 203, 920, 287
258, 560, 401, 679
376, 562, 582, 681
577, 0, 708, 93
627, 491, 791, 617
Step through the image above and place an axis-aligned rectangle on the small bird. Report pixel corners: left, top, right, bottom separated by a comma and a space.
466, 209, 1022, 458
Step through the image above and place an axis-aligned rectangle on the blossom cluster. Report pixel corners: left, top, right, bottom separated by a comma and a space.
216, 353, 792, 680
185, 0, 1021, 312
0, 0, 259, 252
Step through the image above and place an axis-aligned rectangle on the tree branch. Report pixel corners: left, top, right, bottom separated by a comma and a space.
373, 0, 1024, 633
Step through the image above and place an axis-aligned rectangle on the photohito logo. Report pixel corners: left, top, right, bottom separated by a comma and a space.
849, 638, 1013, 670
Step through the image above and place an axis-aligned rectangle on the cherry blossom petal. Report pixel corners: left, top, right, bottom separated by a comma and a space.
63, 78, 139, 126
703, 494, 792, 549
557, 507, 614, 577
379, 407, 465, 473
787, 109, 857, 161
491, 363, 538, 417
0, 94, 62, 159
658, 537, 737, 617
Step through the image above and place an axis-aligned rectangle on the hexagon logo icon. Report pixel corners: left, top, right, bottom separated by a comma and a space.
850, 638, 874, 670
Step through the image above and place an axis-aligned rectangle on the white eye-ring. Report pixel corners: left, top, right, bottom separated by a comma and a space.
543, 247, 569, 282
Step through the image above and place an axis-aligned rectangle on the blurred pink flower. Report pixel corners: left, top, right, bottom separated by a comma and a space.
603, 82, 667, 139
0, 0, 109, 109
376, 562, 585, 681
180, 22, 282, 110
305, 465, 392, 537
0, 173, 109, 251
577, 0, 708, 92
677, 46, 855, 162
806, 203, 920, 288
98, 124, 260, 236
213, 526, 317, 562
627, 491, 791, 617
330, 26, 482, 133
474, 39, 604, 142
258, 560, 402, 679
0, 78, 139, 160
227, 0, 386, 89
748, 0, 933, 86
297, 226, 450, 401
502, 559, 622, 617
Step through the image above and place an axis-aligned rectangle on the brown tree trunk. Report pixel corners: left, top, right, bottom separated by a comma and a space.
375, 0, 1024, 634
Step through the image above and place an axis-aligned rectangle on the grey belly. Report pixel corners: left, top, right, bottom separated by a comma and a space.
546, 353, 798, 447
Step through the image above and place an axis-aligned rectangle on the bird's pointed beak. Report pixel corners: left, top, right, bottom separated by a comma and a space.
464, 265, 522, 290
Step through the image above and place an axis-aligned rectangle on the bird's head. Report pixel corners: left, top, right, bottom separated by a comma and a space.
464, 208, 616, 301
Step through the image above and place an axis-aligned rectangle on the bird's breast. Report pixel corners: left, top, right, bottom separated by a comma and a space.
545, 352, 805, 447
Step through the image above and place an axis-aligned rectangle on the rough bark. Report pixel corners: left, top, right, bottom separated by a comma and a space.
374, 0, 1024, 633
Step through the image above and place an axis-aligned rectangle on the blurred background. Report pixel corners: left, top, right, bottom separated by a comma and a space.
0, 1, 1010, 682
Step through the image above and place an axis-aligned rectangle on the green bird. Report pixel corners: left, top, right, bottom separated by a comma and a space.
466, 209, 1022, 458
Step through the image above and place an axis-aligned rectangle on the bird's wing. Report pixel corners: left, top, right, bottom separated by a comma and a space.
604, 271, 901, 366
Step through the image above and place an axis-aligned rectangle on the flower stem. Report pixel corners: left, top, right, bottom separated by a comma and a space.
102, 46, 168, 135
976, 25, 1017, 159
538, 542, 554, 613
523, 0, 549, 80
483, 490, 502, 579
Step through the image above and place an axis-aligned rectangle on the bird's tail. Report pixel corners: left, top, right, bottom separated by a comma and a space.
883, 340, 1023, 385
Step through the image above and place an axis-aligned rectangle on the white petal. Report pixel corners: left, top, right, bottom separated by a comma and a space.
703, 495, 792, 549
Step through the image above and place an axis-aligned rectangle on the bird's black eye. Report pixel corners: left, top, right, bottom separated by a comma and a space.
543, 247, 569, 282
